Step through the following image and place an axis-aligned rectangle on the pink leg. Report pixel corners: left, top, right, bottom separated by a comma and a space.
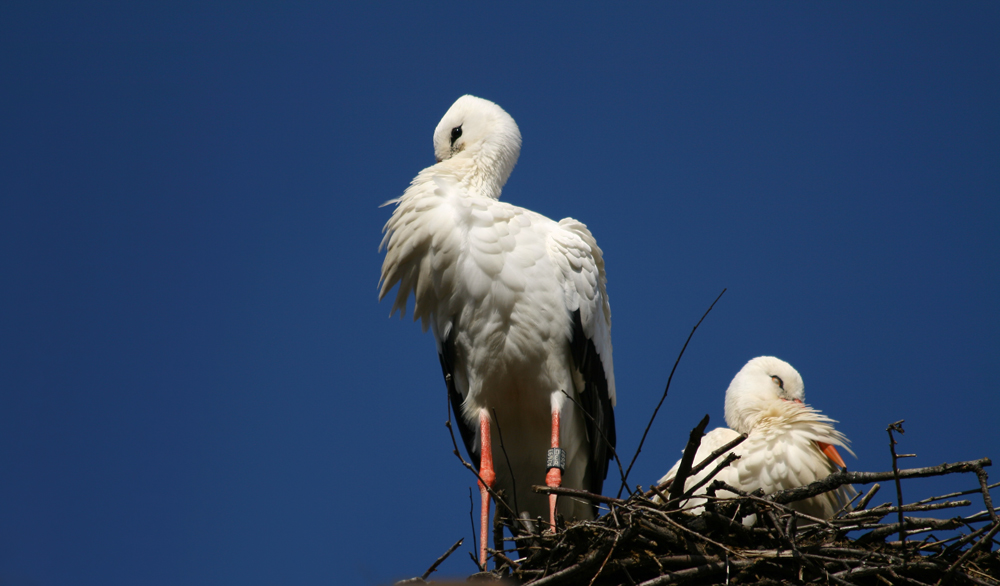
478, 410, 495, 568
544, 409, 562, 532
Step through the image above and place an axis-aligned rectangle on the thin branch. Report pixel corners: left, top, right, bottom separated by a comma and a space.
912, 481, 1000, 506
941, 522, 992, 559
420, 538, 464, 580
532, 485, 626, 507
527, 526, 636, 586
493, 488, 507, 572
487, 548, 521, 571
887, 420, 908, 551
559, 389, 629, 499
856, 516, 966, 544
856, 483, 881, 511
637, 559, 753, 586
620, 288, 726, 497
940, 521, 1000, 581
767, 458, 992, 506
832, 482, 866, 519
832, 561, 944, 581
588, 528, 624, 586
679, 453, 741, 504
467, 488, 481, 572
667, 415, 711, 501
443, 375, 519, 520
686, 433, 747, 481
843, 500, 971, 518
491, 407, 519, 518
653, 508, 738, 555
973, 465, 998, 524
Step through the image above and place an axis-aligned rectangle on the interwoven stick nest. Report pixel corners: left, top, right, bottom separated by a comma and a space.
401, 420, 999, 586
398, 298, 999, 585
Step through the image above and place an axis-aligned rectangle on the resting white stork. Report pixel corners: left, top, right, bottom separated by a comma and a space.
657, 356, 855, 521
379, 96, 616, 565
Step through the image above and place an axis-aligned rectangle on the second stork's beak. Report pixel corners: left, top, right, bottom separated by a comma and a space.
787, 398, 848, 468
816, 441, 847, 468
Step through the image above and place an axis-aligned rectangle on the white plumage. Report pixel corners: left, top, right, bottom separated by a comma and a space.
658, 356, 854, 521
379, 96, 616, 563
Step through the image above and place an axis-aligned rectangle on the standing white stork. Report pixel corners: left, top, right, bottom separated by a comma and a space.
657, 356, 854, 521
379, 96, 616, 565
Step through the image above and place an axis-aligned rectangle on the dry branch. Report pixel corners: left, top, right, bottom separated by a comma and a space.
621, 288, 726, 497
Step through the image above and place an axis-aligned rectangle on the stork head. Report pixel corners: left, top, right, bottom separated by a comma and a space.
724, 356, 805, 434
433, 95, 522, 200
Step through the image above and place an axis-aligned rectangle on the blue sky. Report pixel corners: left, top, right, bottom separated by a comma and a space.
2, 3, 998, 585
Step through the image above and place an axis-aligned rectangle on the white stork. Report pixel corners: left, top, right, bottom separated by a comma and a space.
379, 95, 616, 565
658, 356, 855, 521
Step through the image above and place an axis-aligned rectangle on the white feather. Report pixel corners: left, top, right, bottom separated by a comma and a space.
657, 356, 855, 521
379, 96, 616, 523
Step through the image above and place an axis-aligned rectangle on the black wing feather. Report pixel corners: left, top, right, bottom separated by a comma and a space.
438, 324, 479, 470
569, 309, 617, 511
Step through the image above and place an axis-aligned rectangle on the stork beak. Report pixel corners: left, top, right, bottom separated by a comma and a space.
816, 441, 847, 468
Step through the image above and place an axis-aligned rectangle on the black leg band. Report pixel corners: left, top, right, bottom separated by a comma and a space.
547, 447, 566, 471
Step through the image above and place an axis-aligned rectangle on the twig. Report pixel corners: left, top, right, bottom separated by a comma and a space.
646, 482, 670, 506
559, 389, 629, 499
717, 486, 838, 530
856, 516, 965, 544
938, 521, 1000, 584
832, 482, 865, 519
654, 509, 738, 555
588, 528, 624, 586
420, 537, 464, 580
833, 561, 944, 581
941, 522, 993, 558
973, 464, 998, 524
767, 458, 992, 506
679, 453, 741, 505
912, 481, 1000, 506
467, 488, 481, 571
443, 375, 519, 519
667, 415, 711, 501
487, 548, 521, 571
532, 485, 626, 507
686, 433, 747, 482
856, 483, 881, 511
843, 500, 971, 518
637, 559, 752, 585
887, 420, 908, 551
491, 407, 520, 518
493, 488, 507, 572
528, 526, 636, 586
620, 288, 726, 497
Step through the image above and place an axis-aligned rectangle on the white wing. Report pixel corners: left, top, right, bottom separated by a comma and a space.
547, 218, 615, 404
740, 404, 857, 518
379, 171, 467, 332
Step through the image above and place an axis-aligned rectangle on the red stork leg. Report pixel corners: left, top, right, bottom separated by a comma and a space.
545, 408, 564, 532
477, 410, 495, 568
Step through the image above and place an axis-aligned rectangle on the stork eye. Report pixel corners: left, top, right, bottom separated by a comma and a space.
450, 125, 463, 144
771, 375, 784, 389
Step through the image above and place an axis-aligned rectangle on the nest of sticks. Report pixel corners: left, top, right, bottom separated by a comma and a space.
402, 418, 999, 586
398, 298, 999, 585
